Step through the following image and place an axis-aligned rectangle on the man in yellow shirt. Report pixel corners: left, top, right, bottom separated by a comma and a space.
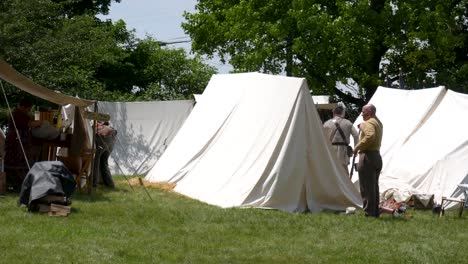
353, 104, 383, 217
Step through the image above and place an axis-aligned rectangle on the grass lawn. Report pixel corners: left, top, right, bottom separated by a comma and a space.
1, 176, 467, 264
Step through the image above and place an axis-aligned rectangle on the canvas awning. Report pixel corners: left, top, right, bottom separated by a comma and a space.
0, 58, 94, 107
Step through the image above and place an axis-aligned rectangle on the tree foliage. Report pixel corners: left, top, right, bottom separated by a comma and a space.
0, 0, 216, 128
94, 36, 216, 100
0, 0, 123, 99
183, 0, 467, 105
131, 38, 216, 100
51, 0, 121, 16
0, 0, 216, 100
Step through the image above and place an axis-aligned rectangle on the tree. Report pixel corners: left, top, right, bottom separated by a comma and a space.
127, 38, 217, 101
0, 0, 120, 127
386, 0, 467, 91
183, 0, 467, 106
0, 0, 124, 98
93, 36, 217, 101
51, 0, 121, 16
0, 0, 217, 106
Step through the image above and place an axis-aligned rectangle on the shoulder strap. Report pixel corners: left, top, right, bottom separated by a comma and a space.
334, 121, 347, 143
329, 121, 339, 142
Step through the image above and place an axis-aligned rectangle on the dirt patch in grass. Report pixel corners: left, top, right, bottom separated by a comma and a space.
126, 178, 176, 192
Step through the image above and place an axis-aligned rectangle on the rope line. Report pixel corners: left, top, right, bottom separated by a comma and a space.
0, 80, 31, 170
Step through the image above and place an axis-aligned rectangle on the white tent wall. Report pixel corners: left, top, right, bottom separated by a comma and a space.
196, 94, 337, 110
146, 72, 362, 213
351, 87, 468, 208
350, 86, 446, 183
411, 146, 468, 208
97, 100, 193, 175
379, 90, 468, 206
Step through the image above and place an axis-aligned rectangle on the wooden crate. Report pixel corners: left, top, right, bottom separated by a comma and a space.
38, 203, 71, 217
49, 203, 71, 216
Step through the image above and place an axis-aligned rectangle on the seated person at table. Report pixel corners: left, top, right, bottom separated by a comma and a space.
4, 99, 43, 191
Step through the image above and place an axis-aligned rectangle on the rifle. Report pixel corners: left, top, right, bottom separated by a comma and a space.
349, 152, 357, 179
349, 127, 361, 179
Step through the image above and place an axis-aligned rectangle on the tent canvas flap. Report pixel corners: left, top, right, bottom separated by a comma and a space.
0, 59, 93, 107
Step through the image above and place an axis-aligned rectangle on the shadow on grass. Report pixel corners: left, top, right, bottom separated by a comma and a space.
71, 186, 123, 203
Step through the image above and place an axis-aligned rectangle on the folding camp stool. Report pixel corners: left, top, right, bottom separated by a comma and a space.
458, 184, 468, 214
439, 184, 468, 218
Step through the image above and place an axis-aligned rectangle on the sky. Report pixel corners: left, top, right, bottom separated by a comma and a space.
100, 0, 232, 73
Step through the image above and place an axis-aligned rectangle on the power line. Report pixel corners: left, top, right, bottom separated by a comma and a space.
165, 36, 192, 41
157, 40, 192, 46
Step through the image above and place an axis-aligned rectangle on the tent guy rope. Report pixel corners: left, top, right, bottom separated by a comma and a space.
0, 80, 31, 170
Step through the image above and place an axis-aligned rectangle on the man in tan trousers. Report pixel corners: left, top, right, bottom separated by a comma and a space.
353, 104, 383, 217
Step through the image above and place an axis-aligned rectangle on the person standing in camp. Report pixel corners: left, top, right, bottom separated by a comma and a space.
323, 104, 359, 172
93, 121, 117, 188
4, 98, 43, 191
353, 104, 383, 217
0, 128, 5, 160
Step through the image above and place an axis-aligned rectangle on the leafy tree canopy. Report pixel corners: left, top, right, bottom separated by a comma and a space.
0, 0, 216, 127
183, 0, 467, 106
51, 0, 122, 16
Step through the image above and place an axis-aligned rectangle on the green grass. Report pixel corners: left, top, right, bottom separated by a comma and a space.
0, 176, 467, 264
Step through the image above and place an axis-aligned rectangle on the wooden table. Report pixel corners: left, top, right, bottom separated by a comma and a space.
32, 134, 72, 161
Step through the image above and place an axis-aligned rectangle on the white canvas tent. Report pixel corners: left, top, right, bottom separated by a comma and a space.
97, 100, 193, 175
146, 72, 362, 212
196, 94, 337, 110
351, 86, 468, 208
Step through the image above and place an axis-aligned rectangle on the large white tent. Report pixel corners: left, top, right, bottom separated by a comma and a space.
351, 86, 468, 208
146, 72, 362, 212
97, 100, 193, 175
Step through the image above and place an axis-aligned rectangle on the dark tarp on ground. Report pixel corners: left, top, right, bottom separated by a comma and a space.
18, 161, 76, 210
